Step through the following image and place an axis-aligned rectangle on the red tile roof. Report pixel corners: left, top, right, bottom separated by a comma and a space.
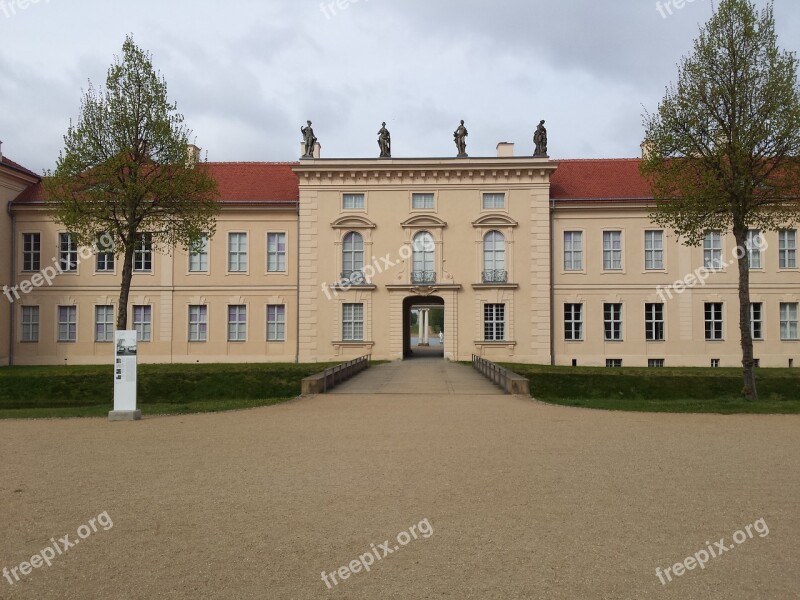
1, 156, 41, 180
551, 158, 653, 200
206, 162, 299, 202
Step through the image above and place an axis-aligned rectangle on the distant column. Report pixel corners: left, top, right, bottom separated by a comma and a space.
421, 309, 430, 346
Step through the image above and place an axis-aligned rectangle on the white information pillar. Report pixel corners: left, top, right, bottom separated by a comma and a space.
109, 330, 141, 421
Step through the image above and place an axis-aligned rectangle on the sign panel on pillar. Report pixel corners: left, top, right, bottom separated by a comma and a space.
109, 330, 141, 421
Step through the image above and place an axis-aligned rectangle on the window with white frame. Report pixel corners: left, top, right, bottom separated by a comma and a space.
606, 359, 623, 368
644, 230, 664, 270
483, 231, 506, 282
746, 230, 763, 269
342, 303, 364, 341
648, 359, 665, 368
343, 193, 365, 210
483, 304, 505, 341
411, 193, 435, 210
58, 233, 78, 272
267, 232, 286, 272
58, 305, 77, 342
705, 303, 724, 340
134, 233, 153, 272
227, 305, 247, 342
779, 230, 797, 269
95, 233, 115, 272
21, 306, 39, 342
564, 304, 583, 341
750, 303, 763, 340
564, 231, 583, 271
645, 303, 664, 341
189, 234, 209, 272
188, 305, 208, 342
602, 231, 622, 270
604, 303, 623, 341
133, 305, 152, 342
342, 232, 364, 279
228, 233, 248, 272
482, 193, 505, 210
267, 305, 285, 341
780, 302, 798, 340
704, 231, 723, 269
22, 233, 40, 272
95, 305, 114, 342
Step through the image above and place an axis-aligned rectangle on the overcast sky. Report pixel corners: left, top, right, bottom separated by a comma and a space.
2, 0, 799, 172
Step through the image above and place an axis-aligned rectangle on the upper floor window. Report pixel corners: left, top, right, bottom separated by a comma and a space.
644, 230, 664, 270
96, 233, 115, 272
412, 231, 435, 284
703, 231, 723, 269
189, 234, 209, 273
779, 229, 797, 269
564, 231, 583, 271
58, 233, 78, 272
22, 233, 40, 272
411, 193, 435, 210
342, 232, 364, 279
482, 193, 505, 210
267, 232, 286, 272
603, 231, 622, 270
228, 232, 247, 273
746, 230, 764, 269
343, 194, 365, 210
482, 231, 506, 283
134, 233, 153, 272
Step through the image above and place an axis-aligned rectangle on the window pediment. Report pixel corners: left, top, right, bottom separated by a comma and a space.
472, 214, 518, 228
401, 215, 447, 229
331, 215, 376, 229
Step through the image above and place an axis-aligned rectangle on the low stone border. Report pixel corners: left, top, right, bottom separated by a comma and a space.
471, 355, 530, 395
301, 355, 372, 394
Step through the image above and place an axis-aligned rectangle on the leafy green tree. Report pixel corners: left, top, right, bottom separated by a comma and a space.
45, 36, 219, 329
641, 0, 800, 400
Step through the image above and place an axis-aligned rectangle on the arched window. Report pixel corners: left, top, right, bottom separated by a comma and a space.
483, 231, 506, 283
342, 232, 364, 279
412, 231, 435, 284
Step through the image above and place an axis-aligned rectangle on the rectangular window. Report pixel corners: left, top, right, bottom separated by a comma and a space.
133, 305, 152, 342
564, 304, 583, 341
58, 233, 78, 272
644, 230, 664, 270
411, 193, 435, 210
648, 359, 665, 368
602, 231, 622, 270
95, 233, 115, 272
95, 305, 114, 342
483, 304, 505, 341
189, 234, 209, 273
267, 232, 286, 272
228, 232, 248, 273
343, 193, 365, 210
22, 233, 40, 272
188, 305, 208, 342
711, 358, 721, 368
705, 302, 724, 340
267, 305, 286, 342
606, 359, 623, 368
779, 230, 797, 269
227, 305, 247, 342
342, 303, 364, 341
482, 193, 505, 210
780, 302, 798, 340
57, 305, 77, 342
645, 303, 665, 341
750, 302, 763, 340
704, 230, 723, 269
134, 233, 153, 272
21, 306, 39, 342
604, 303, 623, 341
563, 231, 583, 271
746, 230, 763, 269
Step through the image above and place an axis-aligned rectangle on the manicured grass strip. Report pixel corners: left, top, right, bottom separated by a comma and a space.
498, 364, 800, 414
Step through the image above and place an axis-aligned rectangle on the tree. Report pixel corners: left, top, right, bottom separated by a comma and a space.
45, 36, 220, 330
641, 0, 800, 400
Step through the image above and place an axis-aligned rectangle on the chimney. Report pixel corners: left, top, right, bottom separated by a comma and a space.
496, 142, 514, 158
186, 144, 201, 168
640, 141, 652, 159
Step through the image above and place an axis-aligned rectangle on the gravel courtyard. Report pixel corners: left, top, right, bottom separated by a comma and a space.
1, 360, 797, 599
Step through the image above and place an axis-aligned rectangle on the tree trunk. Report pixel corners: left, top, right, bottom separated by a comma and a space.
733, 224, 758, 401
116, 239, 136, 330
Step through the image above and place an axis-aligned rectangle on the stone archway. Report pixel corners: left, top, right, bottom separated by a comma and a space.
403, 295, 445, 359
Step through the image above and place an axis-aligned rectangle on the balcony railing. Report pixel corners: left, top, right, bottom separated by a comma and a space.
482, 270, 508, 284
340, 270, 368, 285
411, 271, 436, 284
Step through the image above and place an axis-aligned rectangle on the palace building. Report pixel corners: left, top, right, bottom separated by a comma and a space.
0, 139, 798, 367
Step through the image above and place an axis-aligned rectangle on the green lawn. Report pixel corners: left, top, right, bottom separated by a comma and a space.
0, 363, 341, 419
500, 364, 800, 414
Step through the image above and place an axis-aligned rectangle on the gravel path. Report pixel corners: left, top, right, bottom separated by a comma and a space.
0, 360, 797, 599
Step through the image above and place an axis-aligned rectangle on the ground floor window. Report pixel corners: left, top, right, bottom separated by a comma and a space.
645, 303, 664, 341
604, 303, 623, 341
95, 305, 114, 342
133, 305, 152, 342
606, 359, 623, 368
189, 305, 208, 342
780, 302, 798, 340
564, 304, 583, 341
267, 305, 286, 341
228, 305, 247, 342
705, 303, 724, 340
342, 303, 364, 341
21, 306, 39, 342
58, 305, 77, 342
483, 303, 505, 341
648, 359, 665, 368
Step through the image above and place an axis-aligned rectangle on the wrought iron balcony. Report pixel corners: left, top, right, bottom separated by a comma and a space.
340, 270, 368, 285
411, 271, 436, 284
482, 270, 508, 284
